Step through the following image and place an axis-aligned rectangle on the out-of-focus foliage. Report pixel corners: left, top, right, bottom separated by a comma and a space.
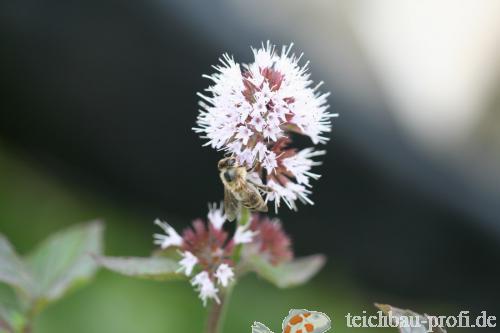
0, 235, 33, 294
0, 149, 455, 333
0, 222, 103, 332
97, 232, 325, 292
96, 256, 185, 281
26, 222, 103, 304
246, 254, 326, 289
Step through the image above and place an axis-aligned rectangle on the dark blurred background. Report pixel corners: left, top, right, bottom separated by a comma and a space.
1, 1, 500, 332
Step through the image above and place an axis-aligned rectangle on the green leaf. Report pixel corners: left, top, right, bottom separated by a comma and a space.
25, 221, 104, 305
0, 234, 34, 295
375, 304, 447, 333
249, 254, 326, 288
0, 305, 14, 333
0, 303, 25, 333
96, 256, 186, 281
0, 304, 13, 333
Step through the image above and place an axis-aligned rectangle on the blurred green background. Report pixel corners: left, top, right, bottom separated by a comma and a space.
0, 146, 458, 333
2, 1, 500, 331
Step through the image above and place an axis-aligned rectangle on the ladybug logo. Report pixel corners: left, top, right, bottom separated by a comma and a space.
252, 309, 331, 333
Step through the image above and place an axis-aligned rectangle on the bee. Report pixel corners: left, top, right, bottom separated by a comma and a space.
218, 156, 270, 221
252, 309, 331, 333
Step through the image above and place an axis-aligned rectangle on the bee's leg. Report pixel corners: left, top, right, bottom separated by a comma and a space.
249, 181, 273, 193
247, 163, 258, 173
256, 201, 268, 212
245, 168, 272, 193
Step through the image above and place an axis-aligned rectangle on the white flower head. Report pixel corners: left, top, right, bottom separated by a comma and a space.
265, 111, 281, 127
282, 148, 325, 186
266, 180, 313, 213
177, 251, 198, 276
252, 142, 268, 161
194, 41, 336, 213
153, 219, 183, 249
263, 126, 280, 142
250, 114, 265, 132
234, 224, 257, 244
191, 271, 220, 306
238, 148, 255, 166
207, 202, 227, 230
214, 263, 234, 287
262, 151, 278, 172
236, 125, 252, 145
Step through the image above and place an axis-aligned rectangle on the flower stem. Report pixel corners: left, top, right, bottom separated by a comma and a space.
21, 323, 32, 333
0, 318, 14, 333
239, 206, 250, 227
232, 207, 250, 263
205, 207, 248, 333
205, 287, 232, 333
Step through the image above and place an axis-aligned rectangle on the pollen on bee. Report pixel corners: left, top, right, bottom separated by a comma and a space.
303, 313, 311, 318
284, 324, 291, 333
290, 315, 303, 325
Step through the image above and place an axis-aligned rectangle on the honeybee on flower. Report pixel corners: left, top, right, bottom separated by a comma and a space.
194, 41, 337, 213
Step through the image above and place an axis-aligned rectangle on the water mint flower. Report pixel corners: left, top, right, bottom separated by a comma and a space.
194, 41, 336, 212
153, 205, 236, 306
177, 251, 198, 276
234, 224, 257, 244
181, 217, 233, 305
207, 202, 227, 230
191, 271, 220, 306
153, 219, 183, 249
150, 206, 299, 307
249, 215, 293, 265
214, 263, 234, 287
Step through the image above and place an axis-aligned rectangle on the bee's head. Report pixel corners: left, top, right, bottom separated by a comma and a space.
218, 156, 238, 170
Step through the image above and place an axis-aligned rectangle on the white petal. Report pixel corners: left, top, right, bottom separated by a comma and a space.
207, 202, 227, 230
153, 219, 183, 249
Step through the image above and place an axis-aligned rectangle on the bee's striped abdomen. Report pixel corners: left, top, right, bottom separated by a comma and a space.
241, 187, 268, 212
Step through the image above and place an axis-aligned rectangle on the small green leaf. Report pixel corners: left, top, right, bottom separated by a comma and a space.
0, 304, 13, 333
0, 301, 25, 333
25, 221, 104, 305
375, 304, 447, 333
96, 256, 186, 281
0, 235, 34, 295
249, 254, 326, 288
151, 247, 181, 259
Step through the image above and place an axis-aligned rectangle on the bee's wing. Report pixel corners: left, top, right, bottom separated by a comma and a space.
252, 322, 274, 333
244, 183, 268, 212
246, 173, 273, 193
246, 171, 264, 185
224, 187, 239, 222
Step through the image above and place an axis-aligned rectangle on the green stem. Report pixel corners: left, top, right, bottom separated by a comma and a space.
19, 300, 38, 333
205, 207, 248, 333
239, 206, 250, 227
205, 287, 233, 333
0, 318, 14, 333
232, 207, 250, 264
20, 323, 31, 333
20, 312, 34, 333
